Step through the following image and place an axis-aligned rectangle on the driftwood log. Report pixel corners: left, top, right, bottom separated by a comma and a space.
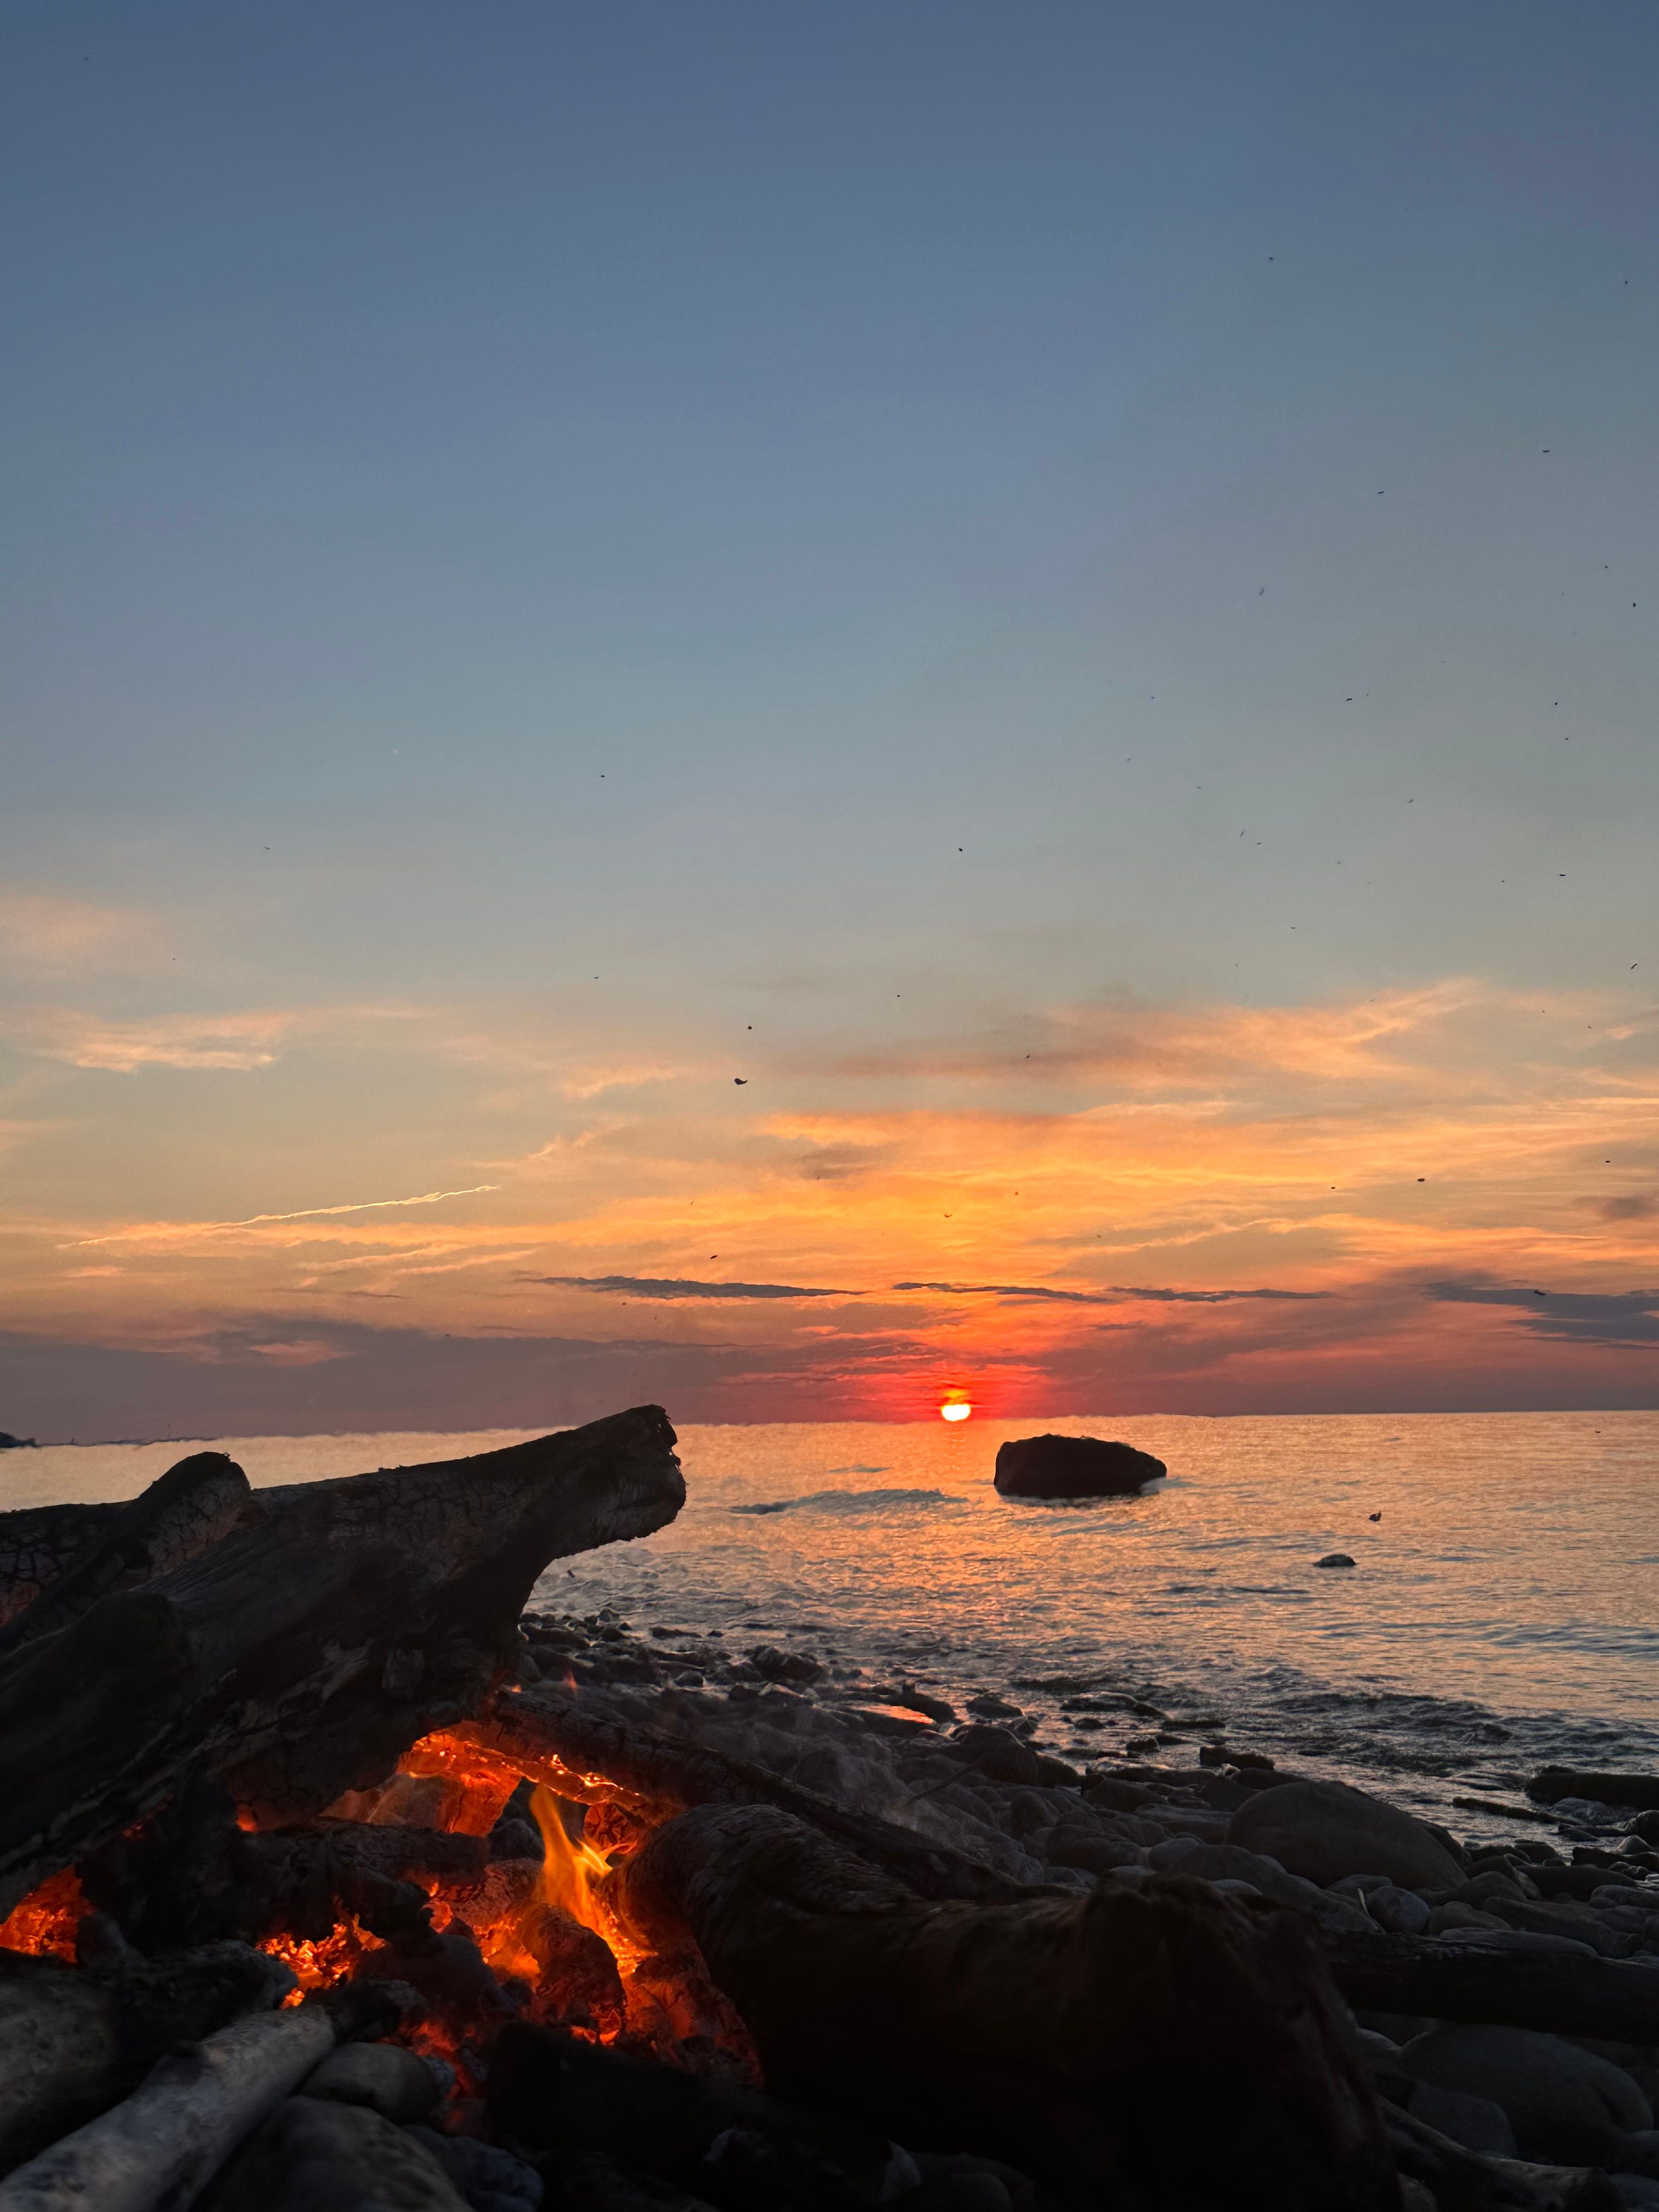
0, 1408, 683, 1918
612, 1802, 1396, 2211
459, 1681, 1036, 1904
0, 1942, 295, 2174
0, 2004, 340, 2212
1325, 1927, 1659, 2045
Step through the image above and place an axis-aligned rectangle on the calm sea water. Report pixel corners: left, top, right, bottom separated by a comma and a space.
7, 1410, 1656, 1836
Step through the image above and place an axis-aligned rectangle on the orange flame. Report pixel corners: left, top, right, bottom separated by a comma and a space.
529, 1782, 637, 1958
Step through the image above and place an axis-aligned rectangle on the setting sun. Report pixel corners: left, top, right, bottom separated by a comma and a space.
940, 1400, 972, 1422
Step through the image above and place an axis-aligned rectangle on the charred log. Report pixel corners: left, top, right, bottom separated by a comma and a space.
612, 1802, 1395, 2212
77, 1770, 486, 1957
1324, 1927, 1659, 2046
0, 1940, 294, 2175
0, 1407, 684, 1917
460, 1683, 1035, 1905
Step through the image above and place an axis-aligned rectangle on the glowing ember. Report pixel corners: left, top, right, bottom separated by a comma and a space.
260, 1915, 386, 1997
0, 1867, 84, 1961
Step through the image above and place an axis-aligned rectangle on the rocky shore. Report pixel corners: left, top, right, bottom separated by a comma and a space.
521, 1603, 1659, 2204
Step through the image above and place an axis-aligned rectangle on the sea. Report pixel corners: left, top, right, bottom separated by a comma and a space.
8, 1410, 1656, 1843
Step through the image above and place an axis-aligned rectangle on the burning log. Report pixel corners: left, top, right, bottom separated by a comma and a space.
613, 1802, 1396, 2210
75, 1769, 487, 1957
0, 1407, 684, 1918
0, 1940, 295, 2173
1324, 1926, 1659, 2046
458, 1682, 1036, 1904
0, 2002, 342, 2212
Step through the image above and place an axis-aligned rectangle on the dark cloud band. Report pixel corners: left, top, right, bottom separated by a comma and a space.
526, 1274, 857, 1301
893, 1280, 1328, 1305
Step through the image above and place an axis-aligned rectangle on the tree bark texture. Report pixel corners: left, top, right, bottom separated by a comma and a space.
0, 1455, 250, 1658
0, 1407, 684, 1918
613, 1802, 1396, 2212
0, 1505, 125, 1632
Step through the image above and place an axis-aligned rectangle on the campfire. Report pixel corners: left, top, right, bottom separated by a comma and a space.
0, 1714, 755, 2107
18, 1405, 1594, 2212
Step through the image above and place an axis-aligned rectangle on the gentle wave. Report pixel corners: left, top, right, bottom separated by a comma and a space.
730, 1486, 954, 1517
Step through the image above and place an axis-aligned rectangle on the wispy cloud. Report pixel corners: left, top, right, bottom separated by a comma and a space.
25, 1009, 296, 1072
0, 892, 160, 975
15, 1001, 432, 1074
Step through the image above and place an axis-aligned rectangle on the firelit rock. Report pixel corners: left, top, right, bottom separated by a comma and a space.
993, 1435, 1166, 1499
297, 2040, 439, 2124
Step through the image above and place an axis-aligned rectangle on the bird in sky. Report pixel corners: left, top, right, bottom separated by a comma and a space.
733, 1077, 748, 1085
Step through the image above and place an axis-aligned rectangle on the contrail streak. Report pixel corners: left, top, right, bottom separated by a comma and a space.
212, 1184, 500, 1227
67, 1185, 499, 1246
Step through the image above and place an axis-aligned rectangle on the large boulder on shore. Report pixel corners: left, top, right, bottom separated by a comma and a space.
1226, 1778, 1465, 1892
994, 1434, 1166, 1499
1401, 2024, 1650, 2164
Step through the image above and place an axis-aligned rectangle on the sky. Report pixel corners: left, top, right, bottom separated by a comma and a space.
4, 0, 1659, 1438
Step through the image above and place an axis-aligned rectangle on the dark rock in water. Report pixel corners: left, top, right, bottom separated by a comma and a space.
1315, 1553, 1356, 1569
993, 1434, 1166, 1499
0, 1432, 38, 1450
1527, 1765, 1659, 1813
964, 1690, 1021, 1719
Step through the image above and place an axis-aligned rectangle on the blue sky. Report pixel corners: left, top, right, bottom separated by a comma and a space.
4, 1, 1658, 1433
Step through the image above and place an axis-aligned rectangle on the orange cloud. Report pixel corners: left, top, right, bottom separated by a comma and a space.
6, 974, 1658, 1423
